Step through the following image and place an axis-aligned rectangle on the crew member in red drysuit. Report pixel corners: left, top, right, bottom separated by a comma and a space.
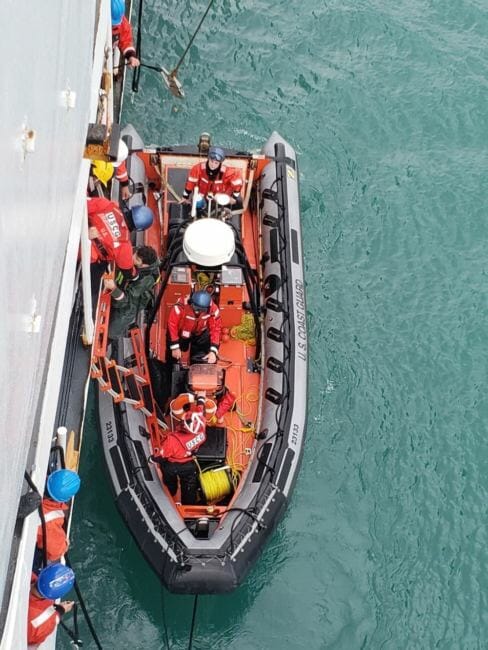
181, 146, 243, 208
167, 291, 221, 364
150, 396, 207, 504
111, 0, 140, 69
87, 196, 135, 283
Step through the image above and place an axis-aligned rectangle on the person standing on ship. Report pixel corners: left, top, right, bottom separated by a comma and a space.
35, 470, 81, 566
150, 395, 207, 504
111, 0, 140, 70
86, 196, 153, 285
167, 290, 222, 364
27, 564, 75, 645
180, 146, 243, 209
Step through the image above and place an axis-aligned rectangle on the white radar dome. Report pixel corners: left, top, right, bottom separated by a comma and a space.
183, 219, 235, 266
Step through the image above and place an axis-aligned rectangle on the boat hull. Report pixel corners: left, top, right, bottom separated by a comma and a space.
96, 132, 307, 593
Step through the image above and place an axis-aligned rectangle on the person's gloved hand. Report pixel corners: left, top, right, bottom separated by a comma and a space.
204, 351, 217, 364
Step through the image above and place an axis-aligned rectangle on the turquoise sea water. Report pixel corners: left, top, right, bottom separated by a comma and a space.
62, 2, 488, 648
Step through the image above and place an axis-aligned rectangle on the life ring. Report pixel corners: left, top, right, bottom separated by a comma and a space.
170, 393, 217, 421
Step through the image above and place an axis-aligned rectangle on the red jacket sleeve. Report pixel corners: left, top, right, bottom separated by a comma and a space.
225, 167, 243, 196
216, 390, 236, 418
28, 596, 59, 645
115, 160, 129, 184
114, 17, 136, 59
113, 241, 134, 271
208, 303, 222, 352
184, 163, 202, 197
167, 303, 183, 348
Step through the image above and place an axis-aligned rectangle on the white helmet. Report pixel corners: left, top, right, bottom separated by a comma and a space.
113, 139, 128, 167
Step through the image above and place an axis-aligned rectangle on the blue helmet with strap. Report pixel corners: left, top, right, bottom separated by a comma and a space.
208, 146, 225, 163
111, 0, 125, 26
131, 205, 154, 231
36, 564, 75, 600
190, 290, 211, 311
46, 469, 81, 503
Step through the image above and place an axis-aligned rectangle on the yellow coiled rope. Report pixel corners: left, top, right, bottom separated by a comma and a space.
194, 458, 232, 503
230, 313, 256, 346
223, 389, 259, 483
199, 467, 232, 503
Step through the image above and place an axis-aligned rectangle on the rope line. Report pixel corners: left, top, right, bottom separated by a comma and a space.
187, 595, 199, 650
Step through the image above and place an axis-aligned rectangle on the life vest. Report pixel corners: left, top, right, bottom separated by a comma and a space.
28, 589, 59, 645
158, 428, 207, 463
36, 499, 68, 563
184, 162, 243, 198
170, 393, 217, 421
112, 16, 136, 59
167, 296, 221, 353
87, 196, 134, 271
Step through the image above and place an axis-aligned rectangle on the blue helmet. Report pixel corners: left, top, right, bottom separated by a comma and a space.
191, 290, 211, 310
47, 469, 80, 503
131, 205, 154, 231
111, 0, 125, 25
37, 564, 75, 600
208, 146, 225, 163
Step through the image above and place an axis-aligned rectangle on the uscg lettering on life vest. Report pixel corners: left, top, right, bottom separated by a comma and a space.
104, 211, 121, 238
295, 278, 307, 362
185, 433, 205, 451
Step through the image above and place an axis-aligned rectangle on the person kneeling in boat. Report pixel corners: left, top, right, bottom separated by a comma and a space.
167, 290, 221, 364
180, 146, 243, 211
150, 395, 207, 504
87, 197, 153, 285
34, 469, 81, 569
27, 564, 75, 646
104, 245, 159, 339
